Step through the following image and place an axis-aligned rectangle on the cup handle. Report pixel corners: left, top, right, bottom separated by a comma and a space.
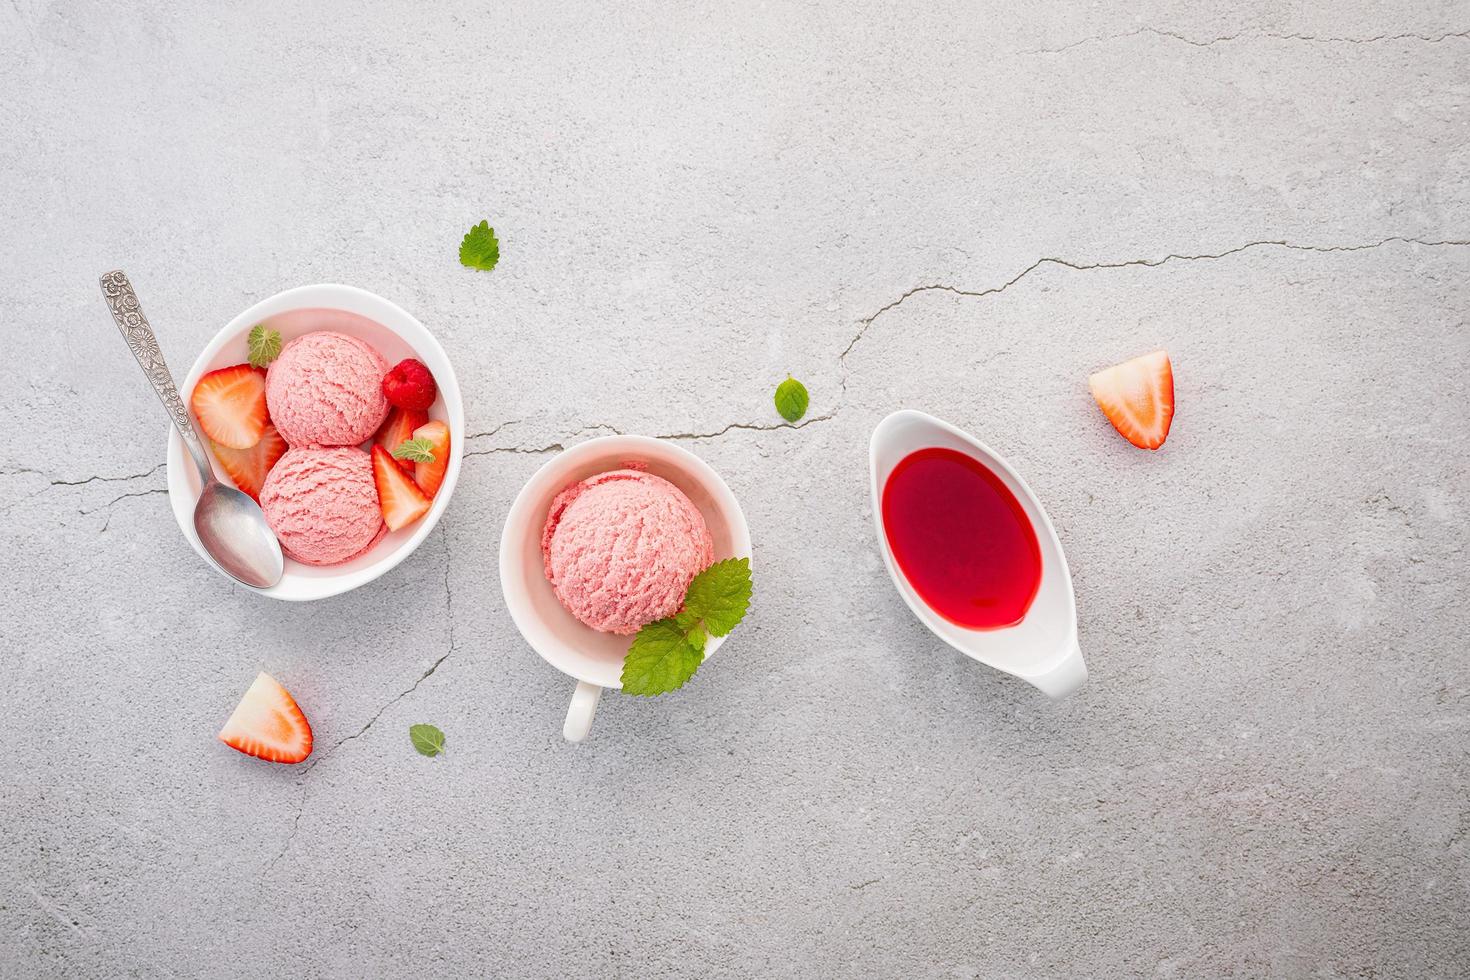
1023, 635, 1088, 699
563, 681, 602, 742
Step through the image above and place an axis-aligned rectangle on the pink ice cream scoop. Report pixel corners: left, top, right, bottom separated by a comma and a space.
265, 331, 390, 447
260, 447, 385, 566
541, 469, 714, 634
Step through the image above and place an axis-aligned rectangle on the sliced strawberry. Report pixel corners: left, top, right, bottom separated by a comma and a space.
190, 364, 269, 449
410, 420, 451, 497
218, 672, 313, 764
211, 424, 287, 502
1088, 349, 1175, 450
372, 445, 432, 530
374, 406, 430, 473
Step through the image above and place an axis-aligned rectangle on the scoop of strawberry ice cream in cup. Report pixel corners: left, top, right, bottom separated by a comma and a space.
266, 331, 390, 447
260, 447, 385, 566
541, 468, 714, 634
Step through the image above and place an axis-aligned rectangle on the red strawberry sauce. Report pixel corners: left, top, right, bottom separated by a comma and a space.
881, 447, 1043, 630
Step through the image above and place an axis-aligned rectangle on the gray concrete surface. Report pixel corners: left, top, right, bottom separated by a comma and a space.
2, 1, 1468, 976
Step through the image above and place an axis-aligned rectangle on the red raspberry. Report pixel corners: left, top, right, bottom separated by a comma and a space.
381, 358, 437, 411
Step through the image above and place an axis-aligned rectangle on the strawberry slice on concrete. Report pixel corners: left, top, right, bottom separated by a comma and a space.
218, 672, 313, 764
1088, 349, 1175, 450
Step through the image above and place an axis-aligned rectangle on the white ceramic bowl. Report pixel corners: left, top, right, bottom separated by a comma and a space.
499, 436, 752, 740
166, 284, 464, 601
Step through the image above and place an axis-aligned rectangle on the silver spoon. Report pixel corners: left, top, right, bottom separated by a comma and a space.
100, 270, 284, 589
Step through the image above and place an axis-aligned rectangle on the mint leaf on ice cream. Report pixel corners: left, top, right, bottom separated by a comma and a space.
681, 558, 752, 637
621, 558, 752, 696
621, 620, 706, 696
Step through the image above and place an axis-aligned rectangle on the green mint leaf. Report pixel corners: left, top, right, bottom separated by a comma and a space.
621, 619, 706, 696
459, 220, 500, 271
682, 557, 752, 637
409, 724, 446, 757
620, 558, 753, 695
774, 376, 809, 422
247, 324, 282, 368
392, 437, 436, 463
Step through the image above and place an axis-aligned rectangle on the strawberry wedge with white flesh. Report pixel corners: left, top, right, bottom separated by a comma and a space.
190, 364, 269, 449
218, 672, 313, 764
1088, 349, 1175, 450
372, 445, 432, 530
410, 420, 451, 497
210, 424, 287, 502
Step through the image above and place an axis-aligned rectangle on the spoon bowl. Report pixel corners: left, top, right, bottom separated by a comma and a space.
869, 409, 1086, 698
193, 482, 285, 589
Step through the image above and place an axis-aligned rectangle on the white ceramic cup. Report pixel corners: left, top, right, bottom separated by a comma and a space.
166, 284, 464, 601
499, 436, 752, 741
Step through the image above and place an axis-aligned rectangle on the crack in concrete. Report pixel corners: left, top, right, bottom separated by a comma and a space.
464, 237, 1465, 452
463, 419, 525, 442
462, 416, 835, 457
839, 237, 1470, 395
65, 486, 170, 533
267, 789, 307, 877
463, 424, 620, 458
265, 525, 460, 876
1026, 26, 1470, 54
463, 441, 568, 458
2, 463, 169, 521
658, 416, 835, 440
81, 487, 169, 516
53, 462, 168, 487
1, 461, 167, 488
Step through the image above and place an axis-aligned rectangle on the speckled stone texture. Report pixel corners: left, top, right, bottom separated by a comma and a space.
2, 1, 1467, 977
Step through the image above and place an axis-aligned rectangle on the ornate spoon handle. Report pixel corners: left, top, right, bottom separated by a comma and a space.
100, 270, 213, 485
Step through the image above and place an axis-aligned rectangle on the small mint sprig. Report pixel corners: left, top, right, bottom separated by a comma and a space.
621, 558, 752, 696
409, 724, 446, 757
774, 376, 809, 422
247, 324, 282, 368
459, 220, 500, 271
392, 437, 437, 463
